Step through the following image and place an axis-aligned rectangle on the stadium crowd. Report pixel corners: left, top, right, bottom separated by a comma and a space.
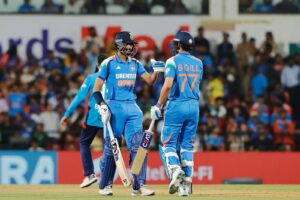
240, 0, 300, 14
1, 0, 209, 15
0, 25, 299, 152
2, 0, 300, 15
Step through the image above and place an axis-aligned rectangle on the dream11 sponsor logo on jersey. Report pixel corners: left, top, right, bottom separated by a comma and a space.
0, 151, 57, 184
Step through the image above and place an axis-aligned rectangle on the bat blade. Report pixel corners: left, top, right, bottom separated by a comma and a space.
110, 138, 131, 187
131, 130, 153, 175
107, 122, 131, 187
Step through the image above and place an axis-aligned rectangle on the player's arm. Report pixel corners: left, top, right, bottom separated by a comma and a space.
93, 59, 111, 125
141, 72, 158, 85
93, 77, 105, 105
150, 77, 174, 120
151, 58, 175, 120
60, 77, 91, 126
157, 77, 174, 106
93, 57, 109, 105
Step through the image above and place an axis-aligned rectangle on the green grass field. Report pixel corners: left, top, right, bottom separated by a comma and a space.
1, 185, 300, 200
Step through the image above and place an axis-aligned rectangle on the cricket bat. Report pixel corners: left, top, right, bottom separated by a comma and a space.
107, 122, 131, 187
131, 120, 155, 175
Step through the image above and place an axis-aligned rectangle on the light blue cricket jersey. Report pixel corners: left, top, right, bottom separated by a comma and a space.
165, 52, 203, 101
97, 54, 146, 101
64, 73, 105, 128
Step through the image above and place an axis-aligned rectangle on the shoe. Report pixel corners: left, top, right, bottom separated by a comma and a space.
178, 181, 189, 197
80, 174, 98, 188
169, 168, 185, 194
99, 185, 113, 196
131, 185, 155, 196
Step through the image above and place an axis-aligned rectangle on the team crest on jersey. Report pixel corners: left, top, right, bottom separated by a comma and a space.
130, 65, 135, 71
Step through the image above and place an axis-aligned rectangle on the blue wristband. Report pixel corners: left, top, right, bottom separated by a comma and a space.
93, 91, 104, 105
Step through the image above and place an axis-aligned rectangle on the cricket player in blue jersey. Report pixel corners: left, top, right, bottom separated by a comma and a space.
151, 31, 203, 196
60, 55, 106, 188
93, 31, 164, 196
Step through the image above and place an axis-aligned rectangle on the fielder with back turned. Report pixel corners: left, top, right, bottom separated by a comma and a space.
151, 31, 203, 196
60, 55, 106, 188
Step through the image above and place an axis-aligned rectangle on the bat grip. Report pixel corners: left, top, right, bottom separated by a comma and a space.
147, 120, 155, 132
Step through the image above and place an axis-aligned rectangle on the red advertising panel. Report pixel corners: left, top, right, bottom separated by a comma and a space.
58, 152, 300, 184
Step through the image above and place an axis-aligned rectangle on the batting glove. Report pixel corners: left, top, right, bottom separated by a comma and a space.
151, 104, 163, 120
95, 104, 111, 125
150, 59, 165, 72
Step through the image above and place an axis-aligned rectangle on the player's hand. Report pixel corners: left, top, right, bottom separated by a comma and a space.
60, 116, 69, 126
151, 104, 163, 120
96, 103, 111, 125
150, 59, 165, 72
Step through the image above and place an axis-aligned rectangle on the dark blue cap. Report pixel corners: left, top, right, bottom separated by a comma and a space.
174, 31, 194, 47
115, 31, 138, 44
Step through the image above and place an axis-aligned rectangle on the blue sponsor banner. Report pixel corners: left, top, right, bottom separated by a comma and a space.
0, 151, 57, 184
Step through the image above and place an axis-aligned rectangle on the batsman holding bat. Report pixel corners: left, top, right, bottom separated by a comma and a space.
151, 31, 203, 196
93, 31, 164, 196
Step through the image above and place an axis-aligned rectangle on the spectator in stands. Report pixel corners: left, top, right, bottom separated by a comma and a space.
39, 103, 60, 140
252, 0, 273, 13
217, 32, 234, 64
249, 124, 272, 151
210, 97, 227, 126
232, 106, 245, 124
273, 109, 295, 151
28, 139, 44, 151
40, 0, 61, 14
194, 26, 210, 55
63, 49, 82, 74
7, 85, 27, 117
260, 32, 278, 57
82, 26, 104, 53
0, 90, 9, 114
80, 0, 103, 14
25, 52, 39, 68
205, 127, 225, 151
18, 0, 36, 13
250, 68, 268, 100
43, 50, 62, 71
194, 27, 213, 69
64, 0, 81, 14
151, 0, 170, 7
106, 0, 128, 14
236, 32, 249, 72
247, 111, 260, 143
281, 55, 300, 121
227, 119, 249, 151
128, 0, 150, 14
0, 45, 24, 72
20, 120, 33, 141
251, 96, 270, 125
248, 38, 258, 65
271, 104, 292, 123
274, 0, 299, 13
168, 0, 189, 14
86, 44, 100, 73
206, 72, 224, 105
0, 113, 13, 148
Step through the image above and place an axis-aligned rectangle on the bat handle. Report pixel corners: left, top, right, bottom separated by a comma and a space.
147, 120, 155, 132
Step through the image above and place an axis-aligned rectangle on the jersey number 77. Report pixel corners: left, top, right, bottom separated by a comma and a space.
179, 74, 199, 92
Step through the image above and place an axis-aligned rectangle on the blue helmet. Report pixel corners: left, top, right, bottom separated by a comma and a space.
115, 31, 138, 57
171, 31, 194, 54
